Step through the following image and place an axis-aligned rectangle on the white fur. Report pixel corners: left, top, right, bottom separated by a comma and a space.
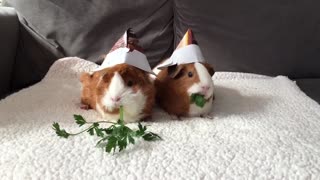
187, 63, 214, 116
96, 72, 147, 123
152, 68, 161, 76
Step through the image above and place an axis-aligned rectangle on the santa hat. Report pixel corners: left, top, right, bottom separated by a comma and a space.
94, 28, 154, 75
157, 29, 205, 69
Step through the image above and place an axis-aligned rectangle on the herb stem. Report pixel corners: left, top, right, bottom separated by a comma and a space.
68, 125, 94, 136
86, 121, 116, 125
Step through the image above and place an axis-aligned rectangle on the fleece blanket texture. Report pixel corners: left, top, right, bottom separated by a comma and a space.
0, 57, 320, 180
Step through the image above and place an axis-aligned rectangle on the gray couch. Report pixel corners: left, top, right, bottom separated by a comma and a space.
1, 0, 319, 103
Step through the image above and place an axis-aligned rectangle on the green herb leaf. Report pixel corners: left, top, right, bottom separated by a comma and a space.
52, 122, 70, 138
73, 114, 86, 127
122, 126, 133, 136
135, 123, 146, 137
92, 122, 99, 127
190, 94, 197, 102
190, 93, 206, 108
104, 126, 114, 134
95, 127, 104, 137
105, 136, 117, 153
138, 123, 144, 131
87, 128, 94, 136
128, 135, 135, 144
143, 132, 162, 141
118, 137, 128, 152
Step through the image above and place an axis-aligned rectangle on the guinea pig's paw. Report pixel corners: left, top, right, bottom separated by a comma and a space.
78, 103, 90, 110
169, 114, 181, 121
200, 113, 214, 119
141, 115, 153, 122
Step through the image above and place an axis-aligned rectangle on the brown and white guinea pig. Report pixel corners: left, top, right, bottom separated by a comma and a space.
153, 61, 215, 117
80, 64, 155, 123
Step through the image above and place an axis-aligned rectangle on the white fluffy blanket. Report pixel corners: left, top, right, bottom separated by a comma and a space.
1, 57, 320, 179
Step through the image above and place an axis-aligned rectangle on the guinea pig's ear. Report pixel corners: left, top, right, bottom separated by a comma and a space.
80, 72, 92, 83
101, 71, 112, 82
167, 65, 184, 79
203, 63, 215, 77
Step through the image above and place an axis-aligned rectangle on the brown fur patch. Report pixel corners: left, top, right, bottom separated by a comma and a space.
80, 72, 102, 110
202, 63, 215, 76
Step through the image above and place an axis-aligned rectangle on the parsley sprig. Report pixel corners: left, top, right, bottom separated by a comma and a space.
190, 93, 207, 108
52, 106, 162, 153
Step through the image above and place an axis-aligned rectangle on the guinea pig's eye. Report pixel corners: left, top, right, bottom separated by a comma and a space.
188, 72, 193, 78
127, 80, 133, 87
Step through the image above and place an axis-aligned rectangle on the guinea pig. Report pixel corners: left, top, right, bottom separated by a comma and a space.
154, 61, 215, 118
80, 63, 155, 123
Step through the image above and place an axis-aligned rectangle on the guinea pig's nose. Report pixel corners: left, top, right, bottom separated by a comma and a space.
111, 96, 121, 102
200, 85, 210, 95
201, 85, 210, 91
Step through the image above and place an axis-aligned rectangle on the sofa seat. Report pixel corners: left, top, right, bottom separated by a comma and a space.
296, 78, 320, 104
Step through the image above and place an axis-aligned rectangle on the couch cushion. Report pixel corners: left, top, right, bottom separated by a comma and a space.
4, 0, 173, 89
0, 7, 19, 98
296, 79, 320, 104
174, 0, 320, 78
9, 19, 64, 91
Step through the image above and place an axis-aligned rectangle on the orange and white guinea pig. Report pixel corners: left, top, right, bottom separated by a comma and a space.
153, 61, 215, 118
80, 64, 155, 123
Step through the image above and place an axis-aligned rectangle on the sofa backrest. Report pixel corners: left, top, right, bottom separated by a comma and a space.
3, 0, 320, 91
174, 0, 320, 78
4, 0, 173, 90
0, 7, 19, 98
